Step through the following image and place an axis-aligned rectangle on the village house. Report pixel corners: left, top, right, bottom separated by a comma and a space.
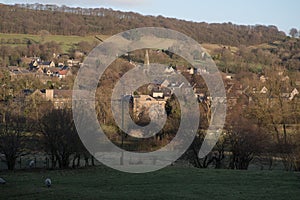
259, 75, 267, 83
133, 95, 167, 120
289, 88, 299, 100
251, 84, 299, 103
45, 89, 72, 109
39, 61, 55, 69
8, 66, 36, 80
260, 86, 268, 94
45, 67, 60, 76
13, 88, 75, 112
14, 57, 72, 79
57, 69, 71, 78
187, 67, 196, 75
164, 66, 176, 74
133, 86, 171, 119
67, 59, 81, 67
29, 60, 39, 70
193, 86, 208, 102
13, 89, 47, 109
21, 56, 41, 65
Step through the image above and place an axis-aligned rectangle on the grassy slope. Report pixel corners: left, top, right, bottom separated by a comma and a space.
0, 33, 239, 54
0, 33, 109, 52
0, 166, 299, 200
1, 33, 273, 55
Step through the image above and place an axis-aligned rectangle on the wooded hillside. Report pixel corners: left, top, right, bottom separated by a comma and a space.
0, 3, 286, 46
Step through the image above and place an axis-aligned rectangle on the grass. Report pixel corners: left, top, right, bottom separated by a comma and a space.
0, 33, 241, 55
201, 43, 239, 54
0, 33, 109, 52
0, 166, 300, 200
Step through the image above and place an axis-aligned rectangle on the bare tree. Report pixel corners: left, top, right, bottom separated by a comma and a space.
38, 30, 50, 41
39, 109, 78, 169
185, 130, 227, 169
183, 95, 227, 169
0, 114, 27, 170
227, 116, 270, 170
246, 68, 300, 170
289, 28, 298, 38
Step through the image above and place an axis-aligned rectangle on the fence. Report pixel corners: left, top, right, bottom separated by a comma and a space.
0, 153, 101, 170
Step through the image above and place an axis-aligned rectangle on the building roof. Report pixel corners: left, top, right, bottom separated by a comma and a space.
46, 67, 60, 73
152, 87, 171, 97
58, 70, 68, 76
53, 90, 72, 99
41, 61, 53, 65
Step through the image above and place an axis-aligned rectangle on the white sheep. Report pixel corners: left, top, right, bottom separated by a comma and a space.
29, 160, 35, 168
0, 177, 6, 184
45, 178, 51, 187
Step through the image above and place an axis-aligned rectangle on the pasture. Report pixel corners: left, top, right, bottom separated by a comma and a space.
0, 166, 299, 200
0, 33, 108, 52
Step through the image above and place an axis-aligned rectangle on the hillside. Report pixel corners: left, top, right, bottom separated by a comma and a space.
0, 3, 286, 46
0, 33, 108, 52
0, 3, 299, 72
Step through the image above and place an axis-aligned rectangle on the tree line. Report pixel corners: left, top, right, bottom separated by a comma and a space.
0, 103, 94, 170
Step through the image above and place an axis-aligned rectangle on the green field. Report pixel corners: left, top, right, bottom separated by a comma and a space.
0, 166, 299, 200
0, 33, 109, 52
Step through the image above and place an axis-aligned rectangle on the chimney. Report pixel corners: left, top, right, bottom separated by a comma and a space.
144, 49, 150, 66
46, 89, 54, 101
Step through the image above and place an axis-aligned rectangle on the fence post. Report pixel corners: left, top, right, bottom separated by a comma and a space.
45, 157, 49, 169
19, 157, 22, 169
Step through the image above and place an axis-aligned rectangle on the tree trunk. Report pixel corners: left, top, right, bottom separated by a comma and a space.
84, 156, 89, 167
76, 154, 80, 167
72, 155, 77, 168
229, 154, 236, 169
5, 156, 16, 170
51, 153, 56, 169
91, 156, 95, 166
